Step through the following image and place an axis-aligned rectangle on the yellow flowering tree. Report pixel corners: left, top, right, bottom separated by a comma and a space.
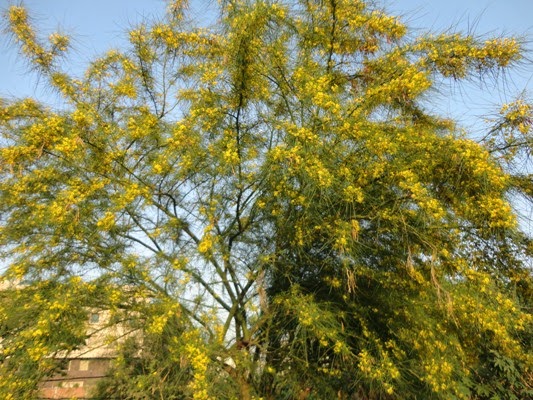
1, 1, 532, 399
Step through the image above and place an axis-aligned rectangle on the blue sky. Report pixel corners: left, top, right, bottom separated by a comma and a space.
0, 0, 531, 100
0, 0, 531, 129
391, 0, 532, 122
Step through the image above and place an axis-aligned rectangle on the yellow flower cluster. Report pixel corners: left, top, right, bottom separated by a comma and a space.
332, 219, 359, 252
358, 346, 399, 395
127, 112, 158, 140
8, 6, 52, 67
477, 196, 516, 229
421, 359, 453, 393
365, 57, 431, 103
111, 79, 137, 98
182, 330, 212, 400
48, 32, 69, 52
365, 10, 406, 39
481, 38, 521, 67
198, 223, 218, 255
416, 34, 521, 78
96, 211, 116, 231
147, 304, 180, 334
501, 99, 532, 135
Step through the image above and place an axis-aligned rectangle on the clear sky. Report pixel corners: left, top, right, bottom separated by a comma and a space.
389, 0, 532, 128
0, 0, 531, 130
0, 0, 531, 101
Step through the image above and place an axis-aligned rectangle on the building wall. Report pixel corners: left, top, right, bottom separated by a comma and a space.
39, 358, 111, 400
38, 309, 120, 399
0, 286, 142, 400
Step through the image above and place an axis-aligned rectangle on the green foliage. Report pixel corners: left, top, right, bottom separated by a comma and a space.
0, 279, 102, 398
1, 1, 532, 399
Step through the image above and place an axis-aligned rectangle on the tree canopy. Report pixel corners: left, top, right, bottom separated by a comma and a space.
0, 1, 532, 399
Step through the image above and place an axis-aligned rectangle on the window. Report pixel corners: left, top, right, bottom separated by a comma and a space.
68, 359, 90, 371
79, 360, 90, 371
61, 381, 84, 388
89, 313, 100, 324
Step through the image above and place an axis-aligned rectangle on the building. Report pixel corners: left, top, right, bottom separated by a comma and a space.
38, 310, 126, 400
1, 281, 140, 400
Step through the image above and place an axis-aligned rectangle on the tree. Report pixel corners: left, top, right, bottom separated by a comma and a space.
0, 0, 531, 399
